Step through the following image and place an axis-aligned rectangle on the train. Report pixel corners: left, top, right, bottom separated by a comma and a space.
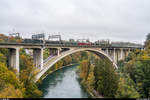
22, 38, 111, 47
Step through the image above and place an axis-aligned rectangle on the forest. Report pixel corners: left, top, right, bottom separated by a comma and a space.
0, 33, 149, 98
78, 33, 150, 98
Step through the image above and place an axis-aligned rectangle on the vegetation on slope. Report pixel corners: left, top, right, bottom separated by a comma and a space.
0, 34, 42, 98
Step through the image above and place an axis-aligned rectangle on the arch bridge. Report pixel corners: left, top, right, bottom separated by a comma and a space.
0, 43, 143, 82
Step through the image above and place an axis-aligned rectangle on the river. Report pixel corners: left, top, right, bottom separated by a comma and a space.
38, 64, 90, 98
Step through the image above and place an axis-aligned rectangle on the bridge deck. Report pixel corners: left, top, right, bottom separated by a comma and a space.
0, 42, 143, 49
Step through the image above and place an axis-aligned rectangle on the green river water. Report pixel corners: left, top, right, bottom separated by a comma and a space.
38, 64, 90, 98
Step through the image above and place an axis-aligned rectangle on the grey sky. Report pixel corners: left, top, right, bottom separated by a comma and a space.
0, 0, 150, 44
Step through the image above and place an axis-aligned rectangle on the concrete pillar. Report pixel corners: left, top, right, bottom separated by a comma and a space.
113, 48, 116, 62
116, 49, 119, 63
33, 48, 43, 70
126, 48, 131, 57
109, 49, 113, 59
106, 48, 109, 55
57, 48, 60, 56
124, 50, 127, 58
120, 48, 123, 60
128, 48, 131, 53
9, 48, 20, 73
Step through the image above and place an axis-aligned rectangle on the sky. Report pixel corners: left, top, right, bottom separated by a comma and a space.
0, 0, 150, 44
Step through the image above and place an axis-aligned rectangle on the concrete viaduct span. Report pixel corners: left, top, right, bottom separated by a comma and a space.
0, 43, 143, 82
36, 47, 118, 81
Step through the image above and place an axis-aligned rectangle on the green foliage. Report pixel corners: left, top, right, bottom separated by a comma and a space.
116, 34, 150, 98
0, 53, 7, 64
0, 48, 9, 66
19, 53, 42, 98
144, 33, 150, 49
81, 51, 88, 60
79, 60, 90, 80
43, 48, 50, 60
0, 47, 42, 98
116, 74, 140, 98
122, 50, 150, 97
94, 58, 119, 97
0, 34, 23, 43
0, 62, 8, 73
86, 64, 95, 90
0, 62, 23, 98
0, 84, 23, 98
117, 60, 125, 72
0, 63, 21, 88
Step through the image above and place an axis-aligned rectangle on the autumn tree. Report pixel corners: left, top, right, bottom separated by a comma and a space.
86, 64, 95, 91
79, 60, 90, 80
116, 74, 140, 98
19, 51, 42, 98
144, 33, 150, 49
94, 58, 119, 97
0, 84, 23, 98
0, 62, 24, 98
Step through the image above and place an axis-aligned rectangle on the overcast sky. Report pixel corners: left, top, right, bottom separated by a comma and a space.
0, 0, 150, 44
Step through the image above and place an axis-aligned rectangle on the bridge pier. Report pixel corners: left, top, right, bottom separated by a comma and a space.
120, 48, 123, 60
128, 48, 131, 54
105, 48, 109, 55
113, 48, 116, 63
49, 48, 57, 56
57, 48, 60, 56
116, 49, 119, 63
33, 48, 43, 70
9, 48, 20, 73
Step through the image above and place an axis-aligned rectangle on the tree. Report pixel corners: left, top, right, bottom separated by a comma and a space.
79, 60, 90, 80
86, 64, 95, 90
123, 50, 150, 97
116, 74, 140, 98
43, 48, 50, 60
0, 84, 23, 98
0, 62, 21, 88
0, 62, 24, 98
144, 33, 150, 49
94, 58, 119, 97
19, 52, 42, 98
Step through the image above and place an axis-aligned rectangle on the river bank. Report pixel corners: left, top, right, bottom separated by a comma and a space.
80, 81, 104, 98
76, 65, 104, 98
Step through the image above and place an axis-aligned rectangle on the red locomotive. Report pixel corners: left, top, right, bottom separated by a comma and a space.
77, 39, 92, 46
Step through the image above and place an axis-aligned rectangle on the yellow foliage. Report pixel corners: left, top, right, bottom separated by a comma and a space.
80, 60, 89, 79
0, 84, 23, 98
0, 62, 8, 73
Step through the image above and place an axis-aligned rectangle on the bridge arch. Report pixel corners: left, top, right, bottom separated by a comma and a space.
36, 48, 118, 82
